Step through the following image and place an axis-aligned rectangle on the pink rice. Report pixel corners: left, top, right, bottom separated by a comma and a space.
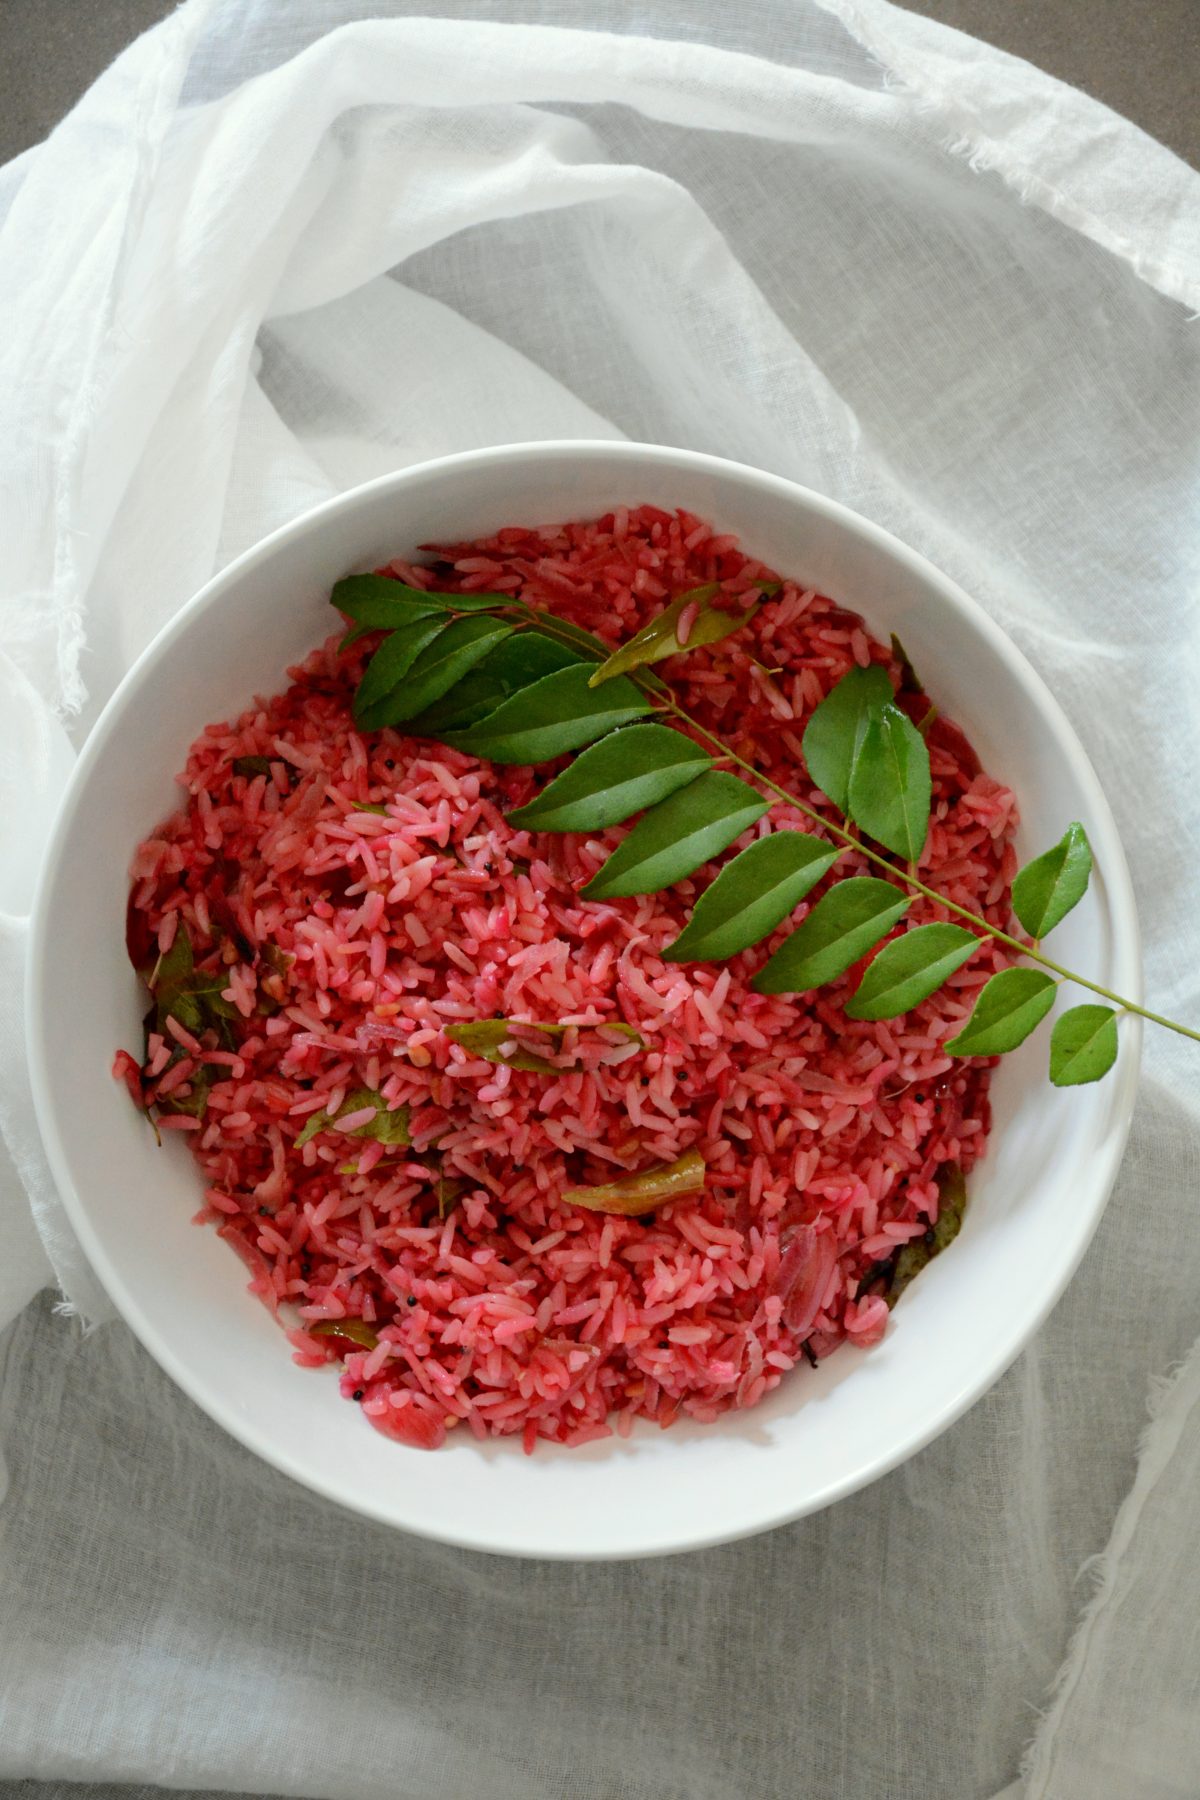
117, 505, 1017, 1453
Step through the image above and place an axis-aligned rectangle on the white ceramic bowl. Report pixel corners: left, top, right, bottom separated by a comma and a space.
27, 442, 1140, 1559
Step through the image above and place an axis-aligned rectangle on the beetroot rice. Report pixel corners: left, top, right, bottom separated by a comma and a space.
116, 505, 1017, 1453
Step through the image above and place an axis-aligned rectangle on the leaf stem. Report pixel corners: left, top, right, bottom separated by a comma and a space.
667, 702, 1197, 1044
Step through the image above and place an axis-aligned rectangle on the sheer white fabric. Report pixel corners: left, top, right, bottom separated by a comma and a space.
1, 3, 1198, 1793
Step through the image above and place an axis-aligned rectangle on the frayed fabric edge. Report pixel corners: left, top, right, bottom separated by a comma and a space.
50, 1293, 92, 1327
1017, 1335, 1200, 1796
813, 0, 1199, 315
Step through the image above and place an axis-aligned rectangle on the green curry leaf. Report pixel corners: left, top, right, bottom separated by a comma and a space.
663, 830, 840, 962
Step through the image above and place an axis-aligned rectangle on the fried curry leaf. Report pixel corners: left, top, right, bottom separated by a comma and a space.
888, 1163, 968, 1305
561, 1148, 706, 1216
149, 925, 194, 998
311, 1318, 380, 1351
147, 925, 239, 1057
890, 633, 924, 696
155, 1068, 211, 1120
437, 1175, 470, 1220
445, 1018, 642, 1073
294, 1088, 411, 1148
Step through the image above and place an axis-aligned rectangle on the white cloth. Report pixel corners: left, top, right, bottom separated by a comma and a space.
1, 2, 1198, 1794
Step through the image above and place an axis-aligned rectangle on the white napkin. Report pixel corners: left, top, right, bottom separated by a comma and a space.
1, 2, 1198, 1794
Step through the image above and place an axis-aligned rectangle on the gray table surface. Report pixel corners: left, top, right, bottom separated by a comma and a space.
0, 0, 1197, 168
0, 3, 1193, 1799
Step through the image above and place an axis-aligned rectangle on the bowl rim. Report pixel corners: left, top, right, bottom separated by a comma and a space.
26, 438, 1142, 1557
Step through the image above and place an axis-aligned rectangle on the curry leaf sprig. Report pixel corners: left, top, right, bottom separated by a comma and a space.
333, 572, 1197, 1087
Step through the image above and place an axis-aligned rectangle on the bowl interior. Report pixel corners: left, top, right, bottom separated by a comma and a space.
28, 443, 1140, 1558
